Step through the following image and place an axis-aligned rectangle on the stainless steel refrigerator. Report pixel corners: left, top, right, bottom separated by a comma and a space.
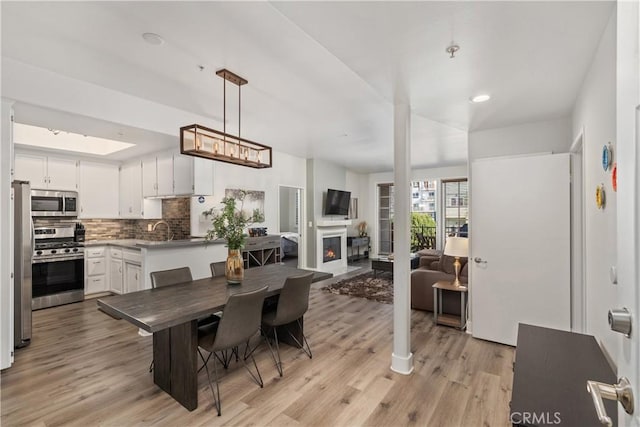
12, 180, 32, 348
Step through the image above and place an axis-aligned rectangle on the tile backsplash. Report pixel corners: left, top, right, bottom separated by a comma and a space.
33, 197, 191, 241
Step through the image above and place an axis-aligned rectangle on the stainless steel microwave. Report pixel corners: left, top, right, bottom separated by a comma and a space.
31, 190, 78, 217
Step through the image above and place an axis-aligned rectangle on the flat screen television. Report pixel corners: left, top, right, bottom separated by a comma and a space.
324, 189, 351, 216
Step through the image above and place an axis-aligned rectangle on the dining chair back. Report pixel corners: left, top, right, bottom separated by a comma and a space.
210, 262, 226, 277
270, 272, 314, 325
150, 267, 192, 288
261, 272, 314, 376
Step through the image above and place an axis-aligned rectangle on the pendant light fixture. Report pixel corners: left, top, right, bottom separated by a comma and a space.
180, 69, 272, 168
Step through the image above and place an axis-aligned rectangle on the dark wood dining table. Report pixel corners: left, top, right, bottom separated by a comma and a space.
97, 264, 331, 411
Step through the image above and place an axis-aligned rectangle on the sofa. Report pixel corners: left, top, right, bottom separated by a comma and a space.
411, 253, 468, 316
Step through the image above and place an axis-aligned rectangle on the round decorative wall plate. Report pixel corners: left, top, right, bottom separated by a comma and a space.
596, 184, 606, 209
612, 163, 617, 192
602, 143, 613, 171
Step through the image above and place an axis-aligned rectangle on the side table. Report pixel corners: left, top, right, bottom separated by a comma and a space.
432, 281, 468, 330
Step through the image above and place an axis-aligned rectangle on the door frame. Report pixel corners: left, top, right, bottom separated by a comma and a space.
277, 185, 306, 269
570, 129, 587, 333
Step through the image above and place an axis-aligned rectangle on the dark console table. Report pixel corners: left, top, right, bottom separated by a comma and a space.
242, 235, 280, 268
347, 236, 369, 261
511, 324, 617, 426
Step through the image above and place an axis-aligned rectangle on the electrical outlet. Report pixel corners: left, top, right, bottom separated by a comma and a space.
147, 224, 153, 232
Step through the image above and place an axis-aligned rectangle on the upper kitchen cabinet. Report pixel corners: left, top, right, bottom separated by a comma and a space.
119, 161, 161, 219
78, 161, 119, 218
142, 151, 213, 198
14, 152, 77, 191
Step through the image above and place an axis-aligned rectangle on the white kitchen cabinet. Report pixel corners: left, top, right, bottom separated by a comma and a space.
142, 153, 173, 197
14, 152, 77, 191
156, 152, 174, 196
141, 150, 213, 197
124, 262, 141, 293
173, 154, 193, 195
142, 157, 157, 198
110, 259, 123, 294
85, 246, 108, 295
47, 157, 78, 190
119, 161, 143, 218
123, 249, 143, 293
120, 161, 161, 219
109, 247, 124, 295
79, 161, 119, 218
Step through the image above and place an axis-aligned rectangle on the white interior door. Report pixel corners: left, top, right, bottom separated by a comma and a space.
471, 153, 571, 346
613, 105, 640, 425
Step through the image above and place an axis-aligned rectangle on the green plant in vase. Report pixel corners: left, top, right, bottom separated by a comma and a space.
203, 190, 264, 283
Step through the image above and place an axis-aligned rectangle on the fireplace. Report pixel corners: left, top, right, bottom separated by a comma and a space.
323, 236, 342, 263
316, 220, 350, 274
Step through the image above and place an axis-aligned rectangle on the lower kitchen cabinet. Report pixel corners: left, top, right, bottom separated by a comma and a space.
122, 248, 142, 293
124, 262, 141, 293
108, 247, 124, 294
85, 246, 108, 295
88, 245, 142, 295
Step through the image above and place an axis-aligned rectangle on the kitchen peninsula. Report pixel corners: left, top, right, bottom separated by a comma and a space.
84, 235, 282, 295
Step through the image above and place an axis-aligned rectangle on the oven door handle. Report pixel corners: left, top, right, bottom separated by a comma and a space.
31, 217, 35, 255
32, 255, 84, 264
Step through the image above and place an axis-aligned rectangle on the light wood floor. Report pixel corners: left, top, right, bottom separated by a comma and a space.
1, 267, 514, 426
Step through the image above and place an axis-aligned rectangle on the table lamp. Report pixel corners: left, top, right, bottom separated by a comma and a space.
444, 236, 468, 287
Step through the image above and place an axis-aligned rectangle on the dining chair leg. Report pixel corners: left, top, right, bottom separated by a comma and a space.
287, 318, 312, 359
241, 340, 264, 387
199, 348, 222, 416
149, 360, 154, 373
263, 326, 283, 377
198, 350, 212, 374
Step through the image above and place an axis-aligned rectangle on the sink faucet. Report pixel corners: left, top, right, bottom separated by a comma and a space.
152, 220, 173, 241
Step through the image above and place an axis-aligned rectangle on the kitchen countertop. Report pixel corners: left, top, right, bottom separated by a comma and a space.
84, 238, 226, 249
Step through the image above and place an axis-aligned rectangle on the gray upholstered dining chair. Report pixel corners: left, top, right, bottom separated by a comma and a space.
261, 272, 314, 377
210, 261, 226, 277
198, 285, 268, 416
150, 266, 192, 289
148, 267, 219, 373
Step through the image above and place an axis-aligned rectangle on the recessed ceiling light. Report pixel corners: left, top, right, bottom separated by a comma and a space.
470, 94, 491, 103
142, 32, 165, 46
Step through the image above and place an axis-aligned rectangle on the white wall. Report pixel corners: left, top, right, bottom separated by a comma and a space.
571, 11, 617, 359
469, 117, 571, 159
211, 150, 306, 237
1, 99, 15, 369
364, 165, 467, 256
345, 170, 369, 236
305, 158, 347, 268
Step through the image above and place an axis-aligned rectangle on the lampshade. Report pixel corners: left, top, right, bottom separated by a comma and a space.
444, 236, 468, 258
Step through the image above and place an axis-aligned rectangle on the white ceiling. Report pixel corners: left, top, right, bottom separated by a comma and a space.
1, 1, 613, 173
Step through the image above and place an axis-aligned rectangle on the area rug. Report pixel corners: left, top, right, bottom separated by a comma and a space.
321, 272, 393, 304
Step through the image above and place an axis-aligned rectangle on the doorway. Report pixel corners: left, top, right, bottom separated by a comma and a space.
570, 131, 586, 333
278, 185, 304, 268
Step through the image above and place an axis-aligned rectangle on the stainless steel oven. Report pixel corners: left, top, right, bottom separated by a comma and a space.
32, 226, 84, 310
31, 190, 78, 217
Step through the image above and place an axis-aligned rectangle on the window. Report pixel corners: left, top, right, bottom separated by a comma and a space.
378, 183, 394, 255
442, 179, 468, 237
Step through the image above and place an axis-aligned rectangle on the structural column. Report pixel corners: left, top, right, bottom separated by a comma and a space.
391, 102, 413, 374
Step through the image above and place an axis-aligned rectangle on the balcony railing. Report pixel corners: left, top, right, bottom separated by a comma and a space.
411, 225, 467, 251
